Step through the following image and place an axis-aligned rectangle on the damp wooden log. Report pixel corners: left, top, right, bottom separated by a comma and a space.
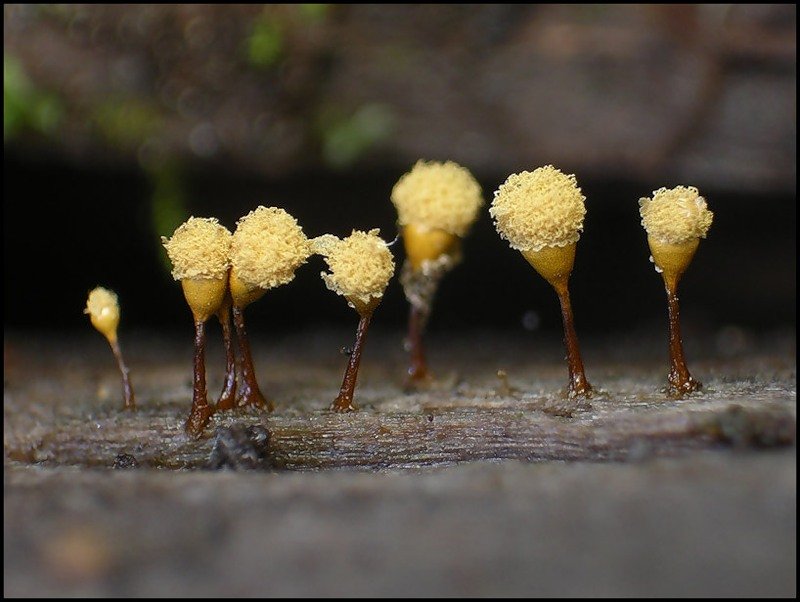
3, 331, 795, 471
5, 383, 795, 470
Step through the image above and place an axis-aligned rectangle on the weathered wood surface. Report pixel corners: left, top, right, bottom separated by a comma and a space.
4, 330, 795, 470
3, 330, 795, 597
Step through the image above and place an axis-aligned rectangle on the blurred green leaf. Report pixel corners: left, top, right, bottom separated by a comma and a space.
4, 55, 63, 141
297, 4, 330, 22
4, 57, 27, 139
30, 95, 62, 132
247, 17, 284, 69
149, 164, 189, 275
94, 99, 160, 150
320, 104, 395, 170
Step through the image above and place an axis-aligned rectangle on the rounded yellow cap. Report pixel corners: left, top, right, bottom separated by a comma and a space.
490, 165, 586, 253
391, 160, 483, 237
162, 217, 232, 281
230, 206, 312, 292
639, 185, 713, 245
84, 286, 120, 343
312, 229, 396, 314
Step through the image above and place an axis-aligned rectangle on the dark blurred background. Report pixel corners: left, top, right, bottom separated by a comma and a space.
4, 4, 796, 338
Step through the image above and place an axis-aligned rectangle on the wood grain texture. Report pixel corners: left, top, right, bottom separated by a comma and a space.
4, 330, 795, 470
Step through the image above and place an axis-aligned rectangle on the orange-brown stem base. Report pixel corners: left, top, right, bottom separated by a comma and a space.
186, 319, 214, 438
404, 304, 432, 390
215, 302, 238, 412
232, 305, 274, 412
331, 309, 374, 413
555, 284, 593, 399
666, 288, 702, 398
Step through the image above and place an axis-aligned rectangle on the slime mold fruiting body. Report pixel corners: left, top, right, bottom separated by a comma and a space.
162, 217, 232, 437
391, 160, 483, 386
640, 185, 713, 397
490, 165, 592, 398
313, 229, 395, 412
229, 206, 312, 411
84, 286, 136, 410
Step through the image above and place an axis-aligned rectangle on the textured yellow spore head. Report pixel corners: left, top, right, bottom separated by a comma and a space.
313, 229, 396, 311
161, 217, 232, 281
391, 160, 483, 237
639, 186, 713, 244
490, 165, 587, 252
84, 286, 120, 343
230, 206, 312, 291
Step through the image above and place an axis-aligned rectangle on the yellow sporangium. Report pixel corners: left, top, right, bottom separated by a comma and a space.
85, 286, 120, 344
490, 165, 586, 253
639, 185, 714, 396
392, 159, 483, 238
491, 165, 593, 399
313, 229, 395, 412
162, 216, 232, 437
229, 206, 312, 411
391, 159, 483, 386
84, 286, 135, 410
162, 216, 232, 322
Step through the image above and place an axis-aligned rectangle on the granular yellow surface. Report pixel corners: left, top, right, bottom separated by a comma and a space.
313, 229, 396, 308
84, 286, 120, 341
639, 186, 713, 244
84, 287, 118, 321
230, 206, 312, 290
161, 217, 232, 281
490, 165, 586, 252
391, 160, 483, 237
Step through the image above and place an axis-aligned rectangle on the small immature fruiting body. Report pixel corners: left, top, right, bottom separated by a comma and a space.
313, 229, 395, 412
229, 206, 312, 410
84, 286, 136, 410
490, 165, 592, 398
391, 160, 483, 386
640, 185, 713, 396
162, 217, 232, 437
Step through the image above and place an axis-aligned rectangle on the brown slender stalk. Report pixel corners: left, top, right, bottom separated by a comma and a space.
186, 319, 214, 437
554, 282, 592, 397
406, 304, 429, 384
332, 308, 374, 412
232, 305, 273, 411
665, 285, 701, 396
215, 302, 237, 411
109, 339, 135, 411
